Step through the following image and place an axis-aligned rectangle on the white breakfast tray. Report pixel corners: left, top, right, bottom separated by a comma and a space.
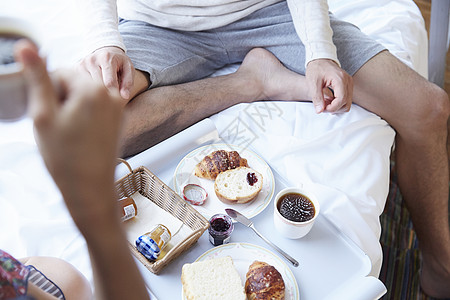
115, 119, 387, 300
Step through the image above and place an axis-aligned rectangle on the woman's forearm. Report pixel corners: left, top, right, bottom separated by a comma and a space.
87, 235, 150, 300
81, 198, 150, 300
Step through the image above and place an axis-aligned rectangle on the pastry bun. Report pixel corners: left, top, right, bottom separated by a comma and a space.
194, 150, 248, 180
245, 261, 285, 300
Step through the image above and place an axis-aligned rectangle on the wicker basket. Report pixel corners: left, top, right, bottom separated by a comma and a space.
115, 159, 209, 274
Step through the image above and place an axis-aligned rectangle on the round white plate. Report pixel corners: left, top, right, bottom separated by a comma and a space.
173, 143, 275, 220
182, 242, 299, 300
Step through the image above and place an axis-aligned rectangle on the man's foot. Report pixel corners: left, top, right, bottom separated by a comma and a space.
237, 48, 332, 102
420, 254, 450, 299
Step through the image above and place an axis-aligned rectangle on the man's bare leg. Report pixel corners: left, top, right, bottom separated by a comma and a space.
352, 51, 450, 298
120, 48, 327, 156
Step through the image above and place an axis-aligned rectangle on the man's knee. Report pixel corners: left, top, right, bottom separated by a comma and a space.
412, 83, 449, 133
395, 82, 449, 145
428, 85, 449, 128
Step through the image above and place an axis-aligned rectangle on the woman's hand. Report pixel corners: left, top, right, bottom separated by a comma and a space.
15, 39, 124, 232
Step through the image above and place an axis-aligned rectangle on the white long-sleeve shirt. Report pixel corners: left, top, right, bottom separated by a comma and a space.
79, 0, 339, 67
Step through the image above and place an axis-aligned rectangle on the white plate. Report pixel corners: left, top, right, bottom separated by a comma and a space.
173, 143, 275, 220
182, 242, 299, 300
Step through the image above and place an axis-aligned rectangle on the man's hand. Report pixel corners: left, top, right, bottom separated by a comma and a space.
306, 59, 353, 114
79, 46, 135, 101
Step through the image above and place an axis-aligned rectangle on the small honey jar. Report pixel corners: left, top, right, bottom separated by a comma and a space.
117, 197, 138, 221
136, 224, 172, 261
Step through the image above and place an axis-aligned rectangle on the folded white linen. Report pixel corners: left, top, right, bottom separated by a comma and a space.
328, 0, 428, 78
210, 101, 395, 276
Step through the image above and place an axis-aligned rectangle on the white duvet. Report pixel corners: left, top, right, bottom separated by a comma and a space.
0, 0, 427, 295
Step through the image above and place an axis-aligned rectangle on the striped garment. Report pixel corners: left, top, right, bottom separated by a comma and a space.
0, 249, 65, 300
26, 265, 65, 300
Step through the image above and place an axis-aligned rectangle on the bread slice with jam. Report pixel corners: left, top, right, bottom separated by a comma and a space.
214, 166, 263, 204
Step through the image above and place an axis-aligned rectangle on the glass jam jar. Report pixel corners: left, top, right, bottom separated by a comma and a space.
117, 197, 137, 222
136, 224, 172, 261
208, 213, 234, 246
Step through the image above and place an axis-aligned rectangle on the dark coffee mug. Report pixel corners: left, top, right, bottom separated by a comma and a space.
0, 17, 40, 121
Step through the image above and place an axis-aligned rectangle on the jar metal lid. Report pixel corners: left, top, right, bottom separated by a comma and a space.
136, 235, 160, 261
183, 184, 208, 205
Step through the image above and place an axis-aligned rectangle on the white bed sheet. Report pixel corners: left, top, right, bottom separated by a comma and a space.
0, 0, 427, 296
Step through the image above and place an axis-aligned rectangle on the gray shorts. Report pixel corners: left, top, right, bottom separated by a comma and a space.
118, 1, 385, 88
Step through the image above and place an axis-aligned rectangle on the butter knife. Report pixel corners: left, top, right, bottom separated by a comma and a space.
225, 208, 299, 267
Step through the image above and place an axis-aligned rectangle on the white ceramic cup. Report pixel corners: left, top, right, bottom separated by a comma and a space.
273, 187, 320, 239
0, 17, 41, 121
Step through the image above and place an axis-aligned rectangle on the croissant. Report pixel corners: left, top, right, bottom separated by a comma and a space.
194, 150, 248, 180
245, 261, 285, 300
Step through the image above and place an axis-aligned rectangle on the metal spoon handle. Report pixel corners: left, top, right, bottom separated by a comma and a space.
250, 224, 299, 267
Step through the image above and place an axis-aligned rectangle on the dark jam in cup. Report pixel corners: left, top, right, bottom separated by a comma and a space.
208, 214, 234, 246
0, 34, 24, 66
277, 193, 315, 222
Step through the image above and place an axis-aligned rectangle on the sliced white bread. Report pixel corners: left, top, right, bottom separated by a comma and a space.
214, 166, 263, 204
181, 256, 246, 300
